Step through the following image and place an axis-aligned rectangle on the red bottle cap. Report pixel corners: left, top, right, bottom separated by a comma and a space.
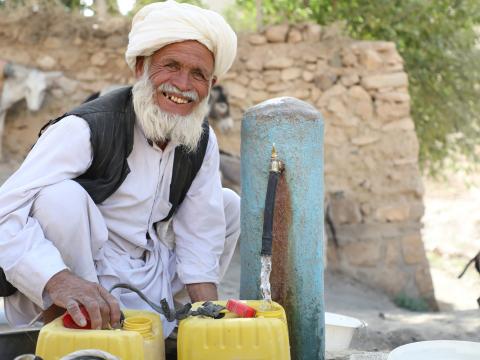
62, 306, 92, 329
226, 299, 256, 318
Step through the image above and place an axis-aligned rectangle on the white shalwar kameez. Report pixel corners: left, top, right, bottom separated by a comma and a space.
0, 115, 239, 337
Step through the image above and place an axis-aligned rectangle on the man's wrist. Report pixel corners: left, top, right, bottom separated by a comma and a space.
186, 282, 218, 303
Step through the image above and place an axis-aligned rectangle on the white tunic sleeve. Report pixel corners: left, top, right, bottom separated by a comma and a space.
0, 115, 92, 308
173, 128, 226, 285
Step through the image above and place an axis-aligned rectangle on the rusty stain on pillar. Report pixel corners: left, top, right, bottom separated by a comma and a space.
240, 97, 325, 360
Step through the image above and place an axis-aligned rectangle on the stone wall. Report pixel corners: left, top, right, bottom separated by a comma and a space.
0, 9, 436, 307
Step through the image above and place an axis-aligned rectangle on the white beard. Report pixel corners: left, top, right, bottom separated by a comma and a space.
132, 71, 210, 153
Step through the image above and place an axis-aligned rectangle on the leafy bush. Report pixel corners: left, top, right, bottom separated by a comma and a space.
394, 292, 429, 312
233, 0, 480, 175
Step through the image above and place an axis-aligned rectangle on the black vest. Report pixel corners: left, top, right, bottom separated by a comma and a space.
0, 86, 209, 297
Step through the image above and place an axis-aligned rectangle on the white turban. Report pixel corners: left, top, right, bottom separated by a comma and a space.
125, 0, 237, 78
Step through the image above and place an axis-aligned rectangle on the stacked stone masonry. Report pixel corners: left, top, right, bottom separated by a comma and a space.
0, 9, 435, 307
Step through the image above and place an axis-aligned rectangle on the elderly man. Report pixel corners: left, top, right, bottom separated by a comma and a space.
0, 0, 239, 338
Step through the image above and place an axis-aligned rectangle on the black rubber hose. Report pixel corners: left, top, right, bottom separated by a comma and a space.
261, 171, 280, 256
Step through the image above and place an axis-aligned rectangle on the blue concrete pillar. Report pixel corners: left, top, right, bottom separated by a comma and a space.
240, 97, 325, 360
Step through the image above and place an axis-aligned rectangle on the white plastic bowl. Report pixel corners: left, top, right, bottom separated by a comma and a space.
388, 340, 480, 360
325, 312, 365, 351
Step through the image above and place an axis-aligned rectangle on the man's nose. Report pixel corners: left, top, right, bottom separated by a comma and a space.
171, 70, 191, 91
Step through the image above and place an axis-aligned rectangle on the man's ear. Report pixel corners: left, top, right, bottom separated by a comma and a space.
135, 57, 145, 78
211, 76, 217, 87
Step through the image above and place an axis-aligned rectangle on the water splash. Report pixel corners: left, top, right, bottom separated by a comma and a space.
259, 255, 273, 311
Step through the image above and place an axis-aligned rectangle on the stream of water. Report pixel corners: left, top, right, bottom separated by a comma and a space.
259, 255, 273, 311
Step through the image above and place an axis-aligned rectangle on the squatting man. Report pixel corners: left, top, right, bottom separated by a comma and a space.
0, 0, 239, 338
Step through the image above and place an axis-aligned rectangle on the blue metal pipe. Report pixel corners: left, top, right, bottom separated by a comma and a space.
240, 97, 325, 360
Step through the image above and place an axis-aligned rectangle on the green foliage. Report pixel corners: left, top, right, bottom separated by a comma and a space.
394, 292, 429, 312
0, 0, 119, 15
234, 0, 480, 174
130, 0, 206, 16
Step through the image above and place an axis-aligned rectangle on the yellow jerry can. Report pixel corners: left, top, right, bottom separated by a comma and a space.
178, 300, 290, 360
35, 309, 165, 360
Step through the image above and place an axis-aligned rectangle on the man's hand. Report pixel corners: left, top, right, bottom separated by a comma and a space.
44, 269, 121, 329
186, 282, 218, 303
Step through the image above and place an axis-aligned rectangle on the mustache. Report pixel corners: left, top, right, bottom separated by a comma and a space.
157, 83, 199, 102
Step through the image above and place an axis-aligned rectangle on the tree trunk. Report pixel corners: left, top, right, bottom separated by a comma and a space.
256, 0, 263, 32
95, 0, 108, 19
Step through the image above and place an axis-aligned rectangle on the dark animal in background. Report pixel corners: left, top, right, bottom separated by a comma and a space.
458, 250, 480, 307
208, 85, 233, 133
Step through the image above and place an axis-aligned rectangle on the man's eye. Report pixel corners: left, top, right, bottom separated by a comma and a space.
166, 63, 179, 70
192, 71, 206, 81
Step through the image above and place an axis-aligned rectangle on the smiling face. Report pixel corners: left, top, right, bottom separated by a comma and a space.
135, 40, 216, 116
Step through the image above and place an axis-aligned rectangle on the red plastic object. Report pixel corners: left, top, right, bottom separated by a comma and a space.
62, 306, 92, 329
226, 299, 256, 318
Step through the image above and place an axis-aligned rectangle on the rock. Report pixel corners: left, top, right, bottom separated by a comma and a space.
236, 75, 250, 86
376, 100, 411, 120
77, 67, 101, 81
37, 55, 57, 70
351, 135, 380, 146
375, 204, 410, 222
247, 71, 261, 79
292, 88, 310, 100
265, 24, 289, 43
225, 83, 247, 99
248, 34, 267, 45
348, 86, 371, 101
43, 37, 62, 49
221, 71, 238, 81
344, 240, 382, 267
342, 50, 358, 67
281, 67, 302, 81
245, 58, 263, 71
361, 73, 408, 89
360, 49, 383, 70
348, 86, 373, 120
310, 86, 322, 103
402, 233, 425, 264
51, 88, 64, 98
250, 90, 270, 103
415, 266, 435, 296
329, 52, 343, 68
375, 91, 410, 102
327, 98, 348, 119
385, 239, 400, 266
393, 157, 417, 166
302, 53, 317, 63
263, 70, 281, 84
376, 268, 408, 296
317, 84, 347, 106
106, 35, 127, 48
56, 76, 78, 94
287, 28, 303, 43
329, 192, 362, 224
382, 119, 415, 131
264, 57, 294, 69
303, 23, 322, 42
250, 79, 266, 90
324, 125, 347, 146
340, 74, 360, 87
315, 72, 338, 91
302, 71, 314, 82
90, 52, 108, 66
267, 82, 291, 92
